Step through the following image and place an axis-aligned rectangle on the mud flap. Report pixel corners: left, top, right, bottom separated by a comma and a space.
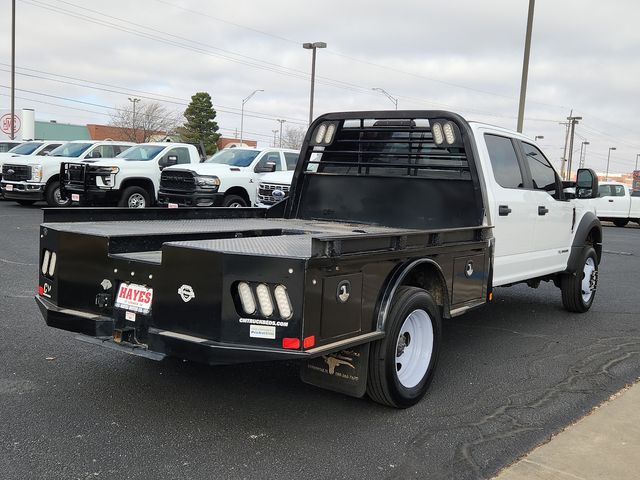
300, 343, 370, 397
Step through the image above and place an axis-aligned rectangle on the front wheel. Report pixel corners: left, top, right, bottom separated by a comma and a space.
367, 286, 441, 408
222, 194, 248, 208
612, 218, 628, 227
119, 186, 151, 208
45, 180, 71, 207
560, 246, 598, 313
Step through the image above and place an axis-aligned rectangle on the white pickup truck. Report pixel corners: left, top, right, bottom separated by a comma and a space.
589, 181, 640, 227
60, 143, 201, 208
1, 140, 134, 206
157, 147, 299, 207
0, 141, 63, 198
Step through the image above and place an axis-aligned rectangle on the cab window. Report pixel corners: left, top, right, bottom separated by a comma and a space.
484, 134, 524, 189
521, 142, 559, 198
165, 147, 191, 164
255, 152, 283, 172
284, 152, 299, 170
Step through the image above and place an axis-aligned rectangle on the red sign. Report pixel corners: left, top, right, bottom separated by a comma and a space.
0, 113, 20, 135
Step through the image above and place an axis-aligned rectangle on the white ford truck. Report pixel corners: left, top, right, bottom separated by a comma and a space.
589, 181, 640, 227
60, 143, 201, 208
35, 111, 602, 408
1, 140, 134, 206
157, 147, 299, 207
0, 141, 63, 199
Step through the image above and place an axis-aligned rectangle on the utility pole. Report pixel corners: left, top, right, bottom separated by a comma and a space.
10, 0, 16, 140
303, 42, 327, 125
635, 153, 640, 172
560, 116, 571, 179
517, 0, 535, 132
271, 129, 278, 148
128, 97, 141, 142
276, 119, 286, 148
565, 114, 582, 181
579, 141, 589, 169
605, 147, 616, 180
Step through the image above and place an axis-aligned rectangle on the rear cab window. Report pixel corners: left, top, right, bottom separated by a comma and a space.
484, 134, 524, 189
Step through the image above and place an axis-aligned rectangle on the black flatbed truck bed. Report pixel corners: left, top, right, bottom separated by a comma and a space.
37, 110, 494, 407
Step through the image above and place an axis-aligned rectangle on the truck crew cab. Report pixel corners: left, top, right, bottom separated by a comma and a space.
60, 143, 201, 208
157, 147, 299, 207
36, 111, 601, 408
2, 140, 134, 206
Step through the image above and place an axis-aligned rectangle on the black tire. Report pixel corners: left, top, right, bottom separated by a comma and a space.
612, 218, 628, 227
367, 286, 442, 408
222, 194, 248, 208
45, 180, 71, 207
560, 246, 598, 313
17, 200, 36, 206
118, 186, 151, 208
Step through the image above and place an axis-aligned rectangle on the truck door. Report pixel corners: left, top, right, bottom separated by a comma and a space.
483, 133, 536, 286
518, 141, 573, 274
610, 184, 630, 217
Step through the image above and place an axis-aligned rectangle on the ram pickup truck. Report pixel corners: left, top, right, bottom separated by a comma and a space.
157, 147, 299, 208
35, 111, 602, 408
590, 181, 640, 227
60, 143, 201, 208
2, 140, 134, 206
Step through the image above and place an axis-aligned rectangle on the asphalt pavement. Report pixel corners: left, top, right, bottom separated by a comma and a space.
1, 200, 639, 480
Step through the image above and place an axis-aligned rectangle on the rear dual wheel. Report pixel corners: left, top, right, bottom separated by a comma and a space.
367, 287, 442, 408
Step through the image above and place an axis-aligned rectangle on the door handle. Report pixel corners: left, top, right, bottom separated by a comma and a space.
608, 199, 614, 202
498, 205, 512, 216
538, 206, 549, 216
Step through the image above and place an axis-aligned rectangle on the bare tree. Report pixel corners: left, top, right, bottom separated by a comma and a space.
109, 101, 180, 142
280, 125, 306, 149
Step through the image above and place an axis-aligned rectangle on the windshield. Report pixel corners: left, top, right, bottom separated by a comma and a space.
117, 145, 165, 161
49, 143, 93, 158
8, 142, 43, 155
205, 149, 260, 167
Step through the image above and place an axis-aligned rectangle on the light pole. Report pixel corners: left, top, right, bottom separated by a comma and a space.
10, 0, 16, 139
534, 135, 544, 141
635, 153, 640, 172
303, 41, 327, 125
372, 87, 398, 110
240, 89, 263, 145
579, 141, 589, 169
128, 97, 140, 141
272, 129, 278, 148
605, 147, 616, 180
517, 0, 536, 133
276, 119, 286, 148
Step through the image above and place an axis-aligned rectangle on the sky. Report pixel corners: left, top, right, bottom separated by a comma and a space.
1, 0, 640, 174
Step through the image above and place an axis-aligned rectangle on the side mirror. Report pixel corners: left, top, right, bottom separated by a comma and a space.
159, 155, 178, 170
576, 168, 599, 199
255, 161, 277, 173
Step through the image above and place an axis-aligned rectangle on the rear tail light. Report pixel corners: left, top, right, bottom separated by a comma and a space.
303, 335, 315, 349
237, 282, 256, 314
41, 249, 56, 277
255, 283, 274, 317
273, 285, 292, 319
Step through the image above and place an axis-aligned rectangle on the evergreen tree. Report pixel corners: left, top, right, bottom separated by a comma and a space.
180, 92, 220, 156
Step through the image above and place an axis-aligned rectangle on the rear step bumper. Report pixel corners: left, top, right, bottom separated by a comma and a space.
36, 296, 383, 365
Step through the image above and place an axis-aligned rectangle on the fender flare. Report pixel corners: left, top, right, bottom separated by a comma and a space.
376, 258, 451, 332
566, 211, 602, 273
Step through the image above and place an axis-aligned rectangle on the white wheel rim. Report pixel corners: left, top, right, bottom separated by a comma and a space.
395, 309, 434, 389
54, 188, 66, 205
128, 193, 146, 208
581, 257, 597, 303
229, 202, 243, 208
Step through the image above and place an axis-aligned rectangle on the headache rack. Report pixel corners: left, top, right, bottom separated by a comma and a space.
287, 110, 484, 230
